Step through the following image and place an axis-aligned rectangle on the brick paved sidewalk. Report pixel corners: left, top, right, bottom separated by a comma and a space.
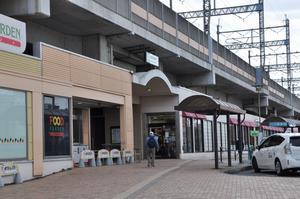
0, 159, 187, 199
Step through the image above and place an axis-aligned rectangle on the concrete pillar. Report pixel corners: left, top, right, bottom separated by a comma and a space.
175, 111, 182, 159
82, 35, 100, 60
120, 95, 134, 151
32, 91, 43, 176
133, 104, 142, 151
82, 34, 113, 64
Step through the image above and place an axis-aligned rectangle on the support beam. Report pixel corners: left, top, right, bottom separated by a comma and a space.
226, 113, 231, 167
264, 63, 300, 70
224, 40, 287, 50
238, 114, 242, 164
213, 111, 218, 169
179, 3, 263, 19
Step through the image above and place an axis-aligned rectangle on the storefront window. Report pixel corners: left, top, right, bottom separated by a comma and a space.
0, 88, 26, 160
183, 117, 193, 153
44, 96, 70, 157
182, 118, 188, 153
194, 119, 199, 152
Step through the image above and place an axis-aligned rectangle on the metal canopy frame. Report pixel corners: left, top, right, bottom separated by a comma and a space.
262, 116, 300, 129
175, 95, 246, 169
175, 95, 246, 115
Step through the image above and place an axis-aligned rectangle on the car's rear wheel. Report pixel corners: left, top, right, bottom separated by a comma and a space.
275, 159, 284, 176
252, 158, 260, 173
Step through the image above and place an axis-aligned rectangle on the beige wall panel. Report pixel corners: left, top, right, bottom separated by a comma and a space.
71, 68, 100, 88
120, 95, 134, 151
0, 51, 41, 77
101, 64, 122, 80
203, 48, 208, 55
42, 81, 72, 97
72, 86, 124, 105
70, 54, 101, 75
0, 72, 42, 92
101, 76, 122, 94
120, 71, 132, 83
42, 46, 70, 66
199, 45, 204, 53
27, 92, 33, 161
189, 39, 198, 50
32, 91, 43, 176
82, 109, 90, 146
178, 32, 189, 44
43, 61, 71, 82
148, 13, 163, 29
131, 2, 147, 19
163, 23, 176, 37
122, 82, 132, 96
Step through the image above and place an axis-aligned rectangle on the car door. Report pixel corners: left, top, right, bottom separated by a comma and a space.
263, 136, 277, 169
265, 135, 285, 170
256, 137, 272, 168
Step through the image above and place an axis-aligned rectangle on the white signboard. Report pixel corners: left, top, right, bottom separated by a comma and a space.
0, 162, 17, 176
146, 52, 159, 67
80, 150, 94, 160
0, 14, 26, 54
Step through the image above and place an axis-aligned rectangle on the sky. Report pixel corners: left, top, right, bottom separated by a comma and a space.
159, 0, 300, 94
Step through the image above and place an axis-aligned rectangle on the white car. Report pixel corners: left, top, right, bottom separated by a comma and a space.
252, 133, 300, 176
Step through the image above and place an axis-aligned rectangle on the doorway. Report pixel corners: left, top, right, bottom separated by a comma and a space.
147, 113, 176, 158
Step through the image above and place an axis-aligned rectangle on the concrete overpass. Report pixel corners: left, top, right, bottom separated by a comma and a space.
1, 0, 299, 117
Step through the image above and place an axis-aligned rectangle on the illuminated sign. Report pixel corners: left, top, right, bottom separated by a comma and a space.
0, 14, 26, 54
269, 122, 288, 127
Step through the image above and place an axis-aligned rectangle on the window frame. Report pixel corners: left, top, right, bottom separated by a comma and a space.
43, 95, 71, 159
0, 87, 28, 161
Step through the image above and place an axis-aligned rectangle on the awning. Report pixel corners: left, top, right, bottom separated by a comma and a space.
175, 95, 246, 115
261, 125, 285, 132
261, 116, 300, 127
229, 118, 256, 127
182, 111, 207, 119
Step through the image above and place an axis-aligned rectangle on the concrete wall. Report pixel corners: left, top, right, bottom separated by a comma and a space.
140, 96, 178, 113
27, 22, 83, 54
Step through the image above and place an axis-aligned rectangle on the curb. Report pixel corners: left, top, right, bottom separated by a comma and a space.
224, 165, 253, 174
112, 160, 191, 199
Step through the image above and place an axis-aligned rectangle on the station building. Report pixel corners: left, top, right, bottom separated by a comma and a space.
0, 0, 298, 183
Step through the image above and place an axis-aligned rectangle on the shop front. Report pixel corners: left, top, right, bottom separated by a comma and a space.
0, 42, 133, 184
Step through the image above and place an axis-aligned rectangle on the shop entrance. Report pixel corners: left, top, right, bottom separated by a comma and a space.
147, 113, 176, 159
72, 98, 121, 152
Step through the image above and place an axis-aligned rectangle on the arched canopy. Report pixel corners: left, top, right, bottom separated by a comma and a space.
174, 95, 245, 115
261, 116, 300, 127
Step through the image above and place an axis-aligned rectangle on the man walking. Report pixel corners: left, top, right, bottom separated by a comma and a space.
146, 130, 159, 167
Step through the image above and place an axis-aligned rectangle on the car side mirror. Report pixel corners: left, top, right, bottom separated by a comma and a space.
256, 146, 261, 150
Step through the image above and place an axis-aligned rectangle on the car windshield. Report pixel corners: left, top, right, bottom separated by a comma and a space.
290, 136, 300, 146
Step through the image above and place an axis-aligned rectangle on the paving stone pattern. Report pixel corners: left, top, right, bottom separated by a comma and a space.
1, 159, 300, 199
